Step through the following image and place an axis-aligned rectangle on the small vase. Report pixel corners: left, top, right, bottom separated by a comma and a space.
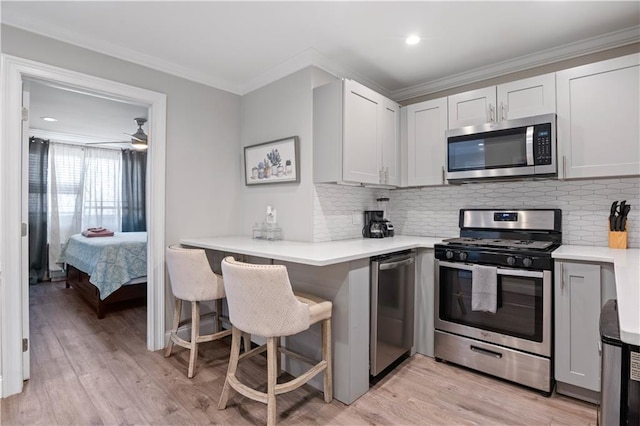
251, 167, 258, 179
258, 167, 264, 179
264, 165, 271, 178
277, 165, 284, 177
286, 164, 292, 175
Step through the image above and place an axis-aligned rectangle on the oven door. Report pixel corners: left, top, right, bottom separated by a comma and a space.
435, 260, 551, 357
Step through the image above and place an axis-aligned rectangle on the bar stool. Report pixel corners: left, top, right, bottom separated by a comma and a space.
165, 245, 232, 378
218, 256, 333, 426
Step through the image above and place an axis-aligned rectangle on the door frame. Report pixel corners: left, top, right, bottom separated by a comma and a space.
0, 54, 167, 398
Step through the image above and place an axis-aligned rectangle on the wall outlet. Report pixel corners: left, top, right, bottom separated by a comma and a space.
352, 211, 363, 225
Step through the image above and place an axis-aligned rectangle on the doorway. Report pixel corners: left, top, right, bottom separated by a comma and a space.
1, 54, 167, 398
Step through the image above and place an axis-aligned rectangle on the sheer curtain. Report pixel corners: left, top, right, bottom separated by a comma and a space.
48, 143, 122, 270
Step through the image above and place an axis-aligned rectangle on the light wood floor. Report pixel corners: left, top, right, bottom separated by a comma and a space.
1, 280, 597, 425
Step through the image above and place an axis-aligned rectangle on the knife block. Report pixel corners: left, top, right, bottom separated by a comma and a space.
608, 227, 628, 249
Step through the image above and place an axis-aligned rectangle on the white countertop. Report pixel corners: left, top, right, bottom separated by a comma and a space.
553, 245, 640, 346
181, 236, 640, 346
181, 235, 444, 266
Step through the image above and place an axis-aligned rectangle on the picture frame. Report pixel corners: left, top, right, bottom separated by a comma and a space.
244, 136, 300, 185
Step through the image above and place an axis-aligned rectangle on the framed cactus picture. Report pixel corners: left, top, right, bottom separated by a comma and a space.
244, 136, 300, 185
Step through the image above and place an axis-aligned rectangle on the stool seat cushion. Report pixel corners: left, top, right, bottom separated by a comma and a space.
221, 258, 313, 337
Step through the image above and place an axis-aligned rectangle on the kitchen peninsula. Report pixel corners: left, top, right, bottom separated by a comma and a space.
181, 235, 442, 404
182, 235, 640, 405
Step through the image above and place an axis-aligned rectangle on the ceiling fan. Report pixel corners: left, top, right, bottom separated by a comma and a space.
86, 117, 148, 149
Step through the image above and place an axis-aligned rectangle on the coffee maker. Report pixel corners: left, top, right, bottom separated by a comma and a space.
363, 210, 385, 238
376, 197, 394, 237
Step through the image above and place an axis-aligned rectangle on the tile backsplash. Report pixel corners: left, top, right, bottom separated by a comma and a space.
313, 184, 388, 242
313, 177, 640, 247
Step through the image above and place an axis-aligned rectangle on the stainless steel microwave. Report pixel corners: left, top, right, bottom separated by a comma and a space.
446, 113, 556, 181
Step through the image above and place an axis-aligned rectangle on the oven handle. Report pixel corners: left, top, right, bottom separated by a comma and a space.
438, 260, 544, 279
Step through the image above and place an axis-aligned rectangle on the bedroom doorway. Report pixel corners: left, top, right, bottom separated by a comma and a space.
1, 54, 167, 398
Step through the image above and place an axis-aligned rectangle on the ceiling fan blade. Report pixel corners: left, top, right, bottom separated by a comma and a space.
124, 132, 145, 143
85, 141, 130, 145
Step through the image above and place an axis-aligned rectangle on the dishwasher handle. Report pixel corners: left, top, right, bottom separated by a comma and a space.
379, 257, 414, 270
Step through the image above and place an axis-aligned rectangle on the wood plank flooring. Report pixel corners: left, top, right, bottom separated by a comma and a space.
1, 280, 597, 425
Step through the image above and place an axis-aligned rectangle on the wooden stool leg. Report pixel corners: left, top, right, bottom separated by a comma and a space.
242, 332, 251, 353
165, 298, 182, 357
187, 301, 200, 378
218, 326, 242, 410
266, 337, 278, 426
322, 318, 333, 403
275, 337, 282, 378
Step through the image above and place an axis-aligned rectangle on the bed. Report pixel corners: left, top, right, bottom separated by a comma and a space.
60, 231, 148, 318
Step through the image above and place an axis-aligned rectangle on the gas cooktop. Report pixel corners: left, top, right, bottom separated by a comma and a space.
442, 237, 555, 251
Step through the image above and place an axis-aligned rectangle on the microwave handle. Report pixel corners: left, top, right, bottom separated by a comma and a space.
438, 260, 544, 279
526, 126, 534, 166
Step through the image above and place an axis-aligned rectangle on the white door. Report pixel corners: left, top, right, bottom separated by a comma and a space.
448, 86, 496, 128
406, 97, 448, 186
497, 73, 556, 120
21, 82, 31, 380
343, 80, 380, 184
557, 54, 640, 179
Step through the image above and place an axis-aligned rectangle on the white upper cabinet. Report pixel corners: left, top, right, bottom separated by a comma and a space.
448, 73, 556, 129
448, 86, 496, 128
405, 97, 448, 186
314, 79, 400, 186
381, 97, 400, 186
557, 53, 640, 179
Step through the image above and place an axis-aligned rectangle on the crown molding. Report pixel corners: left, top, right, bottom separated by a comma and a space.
4, 17, 638, 101
391, 25, 640, 101
239, 47, 391, 97
2, 22, 244, 95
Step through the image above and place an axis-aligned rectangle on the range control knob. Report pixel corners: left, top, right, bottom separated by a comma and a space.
458, 251, 468, 261
522, 257, 533, 267
445, 250, 454, 260
507, 256, 516, 266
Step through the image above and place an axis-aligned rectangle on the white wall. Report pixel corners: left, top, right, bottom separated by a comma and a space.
240, 66, 334, 242
0, 25, 243, 329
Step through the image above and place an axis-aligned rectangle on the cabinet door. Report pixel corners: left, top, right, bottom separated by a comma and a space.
381, 98, 400, 186
343, 80, 381, 184
406, 97, 448, 186
557, 54, 640, 179
448, 86, 496, 128
497, 73, 556, 120
555, 262, 601, 391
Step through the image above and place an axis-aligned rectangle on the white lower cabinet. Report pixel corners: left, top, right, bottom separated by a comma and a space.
554, 260, 616, 401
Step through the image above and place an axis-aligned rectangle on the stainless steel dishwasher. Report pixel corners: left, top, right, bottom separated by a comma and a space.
370, 250, 416, 377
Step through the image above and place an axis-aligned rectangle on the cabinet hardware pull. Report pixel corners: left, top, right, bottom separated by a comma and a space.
489, 104, 495, 122
470, 345, 502, 359
441, 166, 445, 184
562, 156, 567, 180
560, 262, 564, 290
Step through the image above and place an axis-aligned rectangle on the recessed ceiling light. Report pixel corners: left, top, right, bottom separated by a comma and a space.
41, 117, 58, 122
406, 35, 421, 45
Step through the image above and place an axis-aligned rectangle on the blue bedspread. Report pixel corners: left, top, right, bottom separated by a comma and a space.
61, 232, 147, 300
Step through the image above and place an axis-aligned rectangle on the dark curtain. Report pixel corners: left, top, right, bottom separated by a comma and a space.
28, 137, 49, 285
122, 149, 147, 232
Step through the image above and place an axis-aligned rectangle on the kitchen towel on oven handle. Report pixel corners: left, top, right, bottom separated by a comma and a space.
471, 264, 498, 313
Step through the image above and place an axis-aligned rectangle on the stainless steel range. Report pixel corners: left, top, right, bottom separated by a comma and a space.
434, 209, 562, 394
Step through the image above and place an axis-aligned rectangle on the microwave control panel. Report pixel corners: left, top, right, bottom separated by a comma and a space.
534, 123, 553, 165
